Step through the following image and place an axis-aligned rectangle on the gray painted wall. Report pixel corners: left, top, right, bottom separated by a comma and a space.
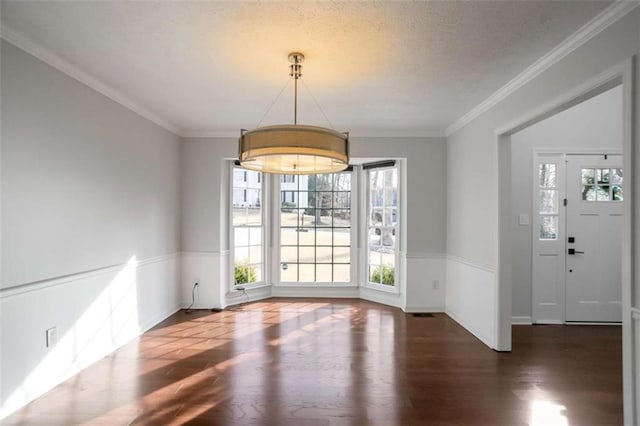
510, 86, 622, 318
1, 40, 181, 288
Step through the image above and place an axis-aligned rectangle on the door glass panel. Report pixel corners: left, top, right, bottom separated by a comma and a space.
581, 168, 595, 185
612, 185, 623, 201
596, 168, 610, 184
539, 190, 557, 214
582, 185, 596, 201
539, 164, 557, 187
539, 216, 558, 240
596, 185, 611, 201
611, 168, 623, 185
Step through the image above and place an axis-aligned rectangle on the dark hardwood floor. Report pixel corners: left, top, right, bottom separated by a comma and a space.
2, 298, 622, 425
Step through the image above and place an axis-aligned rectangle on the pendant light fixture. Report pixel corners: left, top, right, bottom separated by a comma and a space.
238, 52, 349, 175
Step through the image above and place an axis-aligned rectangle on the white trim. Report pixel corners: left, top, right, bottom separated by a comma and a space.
404, 305, 445, 313
0, 253, 179, 298
446, 254, 495, 273
446, 1, 639, 137
405, 252, 446, 259
512, 316, 533, 325
224, 285, 272, 307
0, 25, 181, 136
495, 65, 625, 137
181, 250, 224, 258
534, 319, 564, 325
182, 129, 446, 139
631, 307, 640, 321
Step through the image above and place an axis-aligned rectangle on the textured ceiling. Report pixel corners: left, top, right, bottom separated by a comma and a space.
1, 1, 612, 136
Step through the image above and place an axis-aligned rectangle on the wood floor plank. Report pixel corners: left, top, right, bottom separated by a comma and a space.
2, 298, 622, 425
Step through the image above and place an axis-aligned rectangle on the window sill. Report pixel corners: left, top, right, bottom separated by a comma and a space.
364, 282, 400, 295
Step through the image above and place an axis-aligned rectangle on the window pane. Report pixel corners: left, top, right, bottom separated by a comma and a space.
371, 208, 383, 226
539, 216, 558, 240
369, 250, 381, 266
309, 210, 331, 227
582, 185, 596, 201
384, 208, 397, 226
581, 168, 595, 185
334, 247, 350, 264
369, 265, 382, 284
280, 228, 298, 245
611, 168, 623, 185
299, 246, 315, 263
597, 168, 610, 184
299, 264, 315, 282
369, 228, 381, 247
334, 228, 351, 246
332, 210, 351, 227
249, 245, 262, 264
539, 164, 557, 188
280, 263, 297, 282
371, 189, 384, 208
612, 185, 623, 201
333, 173, 351, 191
233, 206, 247, 226
247, 208, 261, 225
381, 252, 396, 268
249, 227, 262, 246
539, 190, 557, 214
333, 264, 350, 282
316, 228, 332, 246
281, 246, 298, 263
298, 228, 316, 245
316, 192, 333, 209
316, 264, 332, 282
235, 265, 248, 285
250, 265, 262, 283
316, 246, 332, 263
235, 246, 249, 264
380, 229, 395, 247
335, 192, 350, 209
596, 185, 610, 201
234, 227, 249, 247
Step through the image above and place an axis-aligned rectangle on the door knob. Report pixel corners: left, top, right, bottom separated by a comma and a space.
568, 248, 585, 255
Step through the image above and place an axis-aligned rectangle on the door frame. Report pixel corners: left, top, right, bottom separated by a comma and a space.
531, 150, 623, 324
495, 57, 634, 423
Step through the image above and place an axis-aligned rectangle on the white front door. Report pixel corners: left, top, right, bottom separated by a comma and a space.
565, 154, 623, 322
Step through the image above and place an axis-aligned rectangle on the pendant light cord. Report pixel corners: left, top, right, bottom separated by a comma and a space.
300, 78, 335, 130
255, 78, 292, 128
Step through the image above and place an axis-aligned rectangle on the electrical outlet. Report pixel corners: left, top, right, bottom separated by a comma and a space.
432, 280, 440, 290
46, 327, 57, 348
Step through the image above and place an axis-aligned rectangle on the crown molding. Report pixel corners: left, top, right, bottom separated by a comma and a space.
445, 1, 639, 137
0, 24, 181, 136
179, 128, 446, 139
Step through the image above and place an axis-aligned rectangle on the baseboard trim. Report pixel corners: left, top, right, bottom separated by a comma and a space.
404, 305, 445, 313
512, 316, 533, 325
533, 319, 564, 325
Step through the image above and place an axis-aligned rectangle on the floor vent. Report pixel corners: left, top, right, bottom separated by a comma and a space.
412, 313, 435, 318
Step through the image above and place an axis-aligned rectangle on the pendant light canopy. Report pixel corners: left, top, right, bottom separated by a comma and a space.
238, 52, 349, 175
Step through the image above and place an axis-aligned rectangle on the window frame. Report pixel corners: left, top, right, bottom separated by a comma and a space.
272, 170, 358, 287
229, 162, 269, 291
363, 162, 401, 294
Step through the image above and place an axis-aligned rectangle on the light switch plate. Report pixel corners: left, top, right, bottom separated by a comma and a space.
46, 327, 57, 348
518, 214, 529, 226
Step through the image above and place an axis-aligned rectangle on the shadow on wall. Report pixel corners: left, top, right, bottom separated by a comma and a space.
0, 255, 160, 419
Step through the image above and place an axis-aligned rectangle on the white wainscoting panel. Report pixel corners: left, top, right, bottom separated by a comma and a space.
0, 253, 181, 420
445, 255, 497, 349
180, 251, 223, 309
